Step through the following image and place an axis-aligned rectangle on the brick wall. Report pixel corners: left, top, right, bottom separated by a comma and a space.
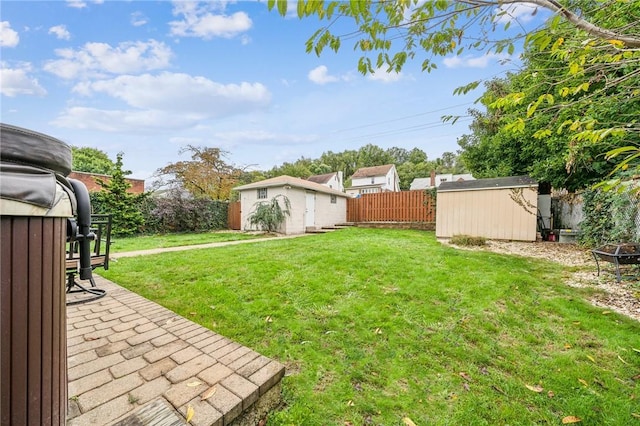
68, 171, 145, 194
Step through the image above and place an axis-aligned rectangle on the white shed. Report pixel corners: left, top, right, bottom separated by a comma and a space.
436, 176, 539, 242
234, 175, 348, 235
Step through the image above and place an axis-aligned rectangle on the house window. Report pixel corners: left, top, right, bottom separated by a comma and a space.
371, 177, 375, 184
440, 178, 448, 182
330, 195, 337, 204
257, 188, 267, 199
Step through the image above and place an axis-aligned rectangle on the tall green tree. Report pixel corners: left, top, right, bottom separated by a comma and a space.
93, 153, 145, 236
71, 146, 115, 174
269, 0, 640, 182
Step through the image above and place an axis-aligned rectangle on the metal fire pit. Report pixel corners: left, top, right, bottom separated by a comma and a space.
591, 243, 640, 282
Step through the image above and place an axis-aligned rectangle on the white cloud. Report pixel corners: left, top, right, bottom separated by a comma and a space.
131, 12, 148, 27
73, 72, 271, 115
43, 39, 173, 79
52, 107, 200, 132
55, 72, 272, 132
66, 0, 102, 8
169, 1, 252, 39
0, 21, 19, 47
367, 67, 402, 83
66, 0, 86, 8
443, 53, 511, 69
49, 25, 71, 40
495, 3, 539, 25
0, 63, 46, 97
308, 65, 339, 85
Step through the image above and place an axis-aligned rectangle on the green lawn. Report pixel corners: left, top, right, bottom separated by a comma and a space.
108, 230, 269, 253
100, 228, 640, 425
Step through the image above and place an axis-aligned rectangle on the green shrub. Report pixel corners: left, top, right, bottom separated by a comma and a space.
248, 195, 291, 233
450, 234, 487, 246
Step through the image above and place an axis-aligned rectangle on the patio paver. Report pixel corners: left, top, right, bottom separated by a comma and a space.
66, 276, 284, 425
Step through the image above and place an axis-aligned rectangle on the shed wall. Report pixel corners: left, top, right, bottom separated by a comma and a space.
313, 192, 347, 228
436, 186, 538, 241
240, 186, 346, 235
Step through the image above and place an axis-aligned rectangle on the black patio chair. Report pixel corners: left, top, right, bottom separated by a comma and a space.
66, 214, 112, 305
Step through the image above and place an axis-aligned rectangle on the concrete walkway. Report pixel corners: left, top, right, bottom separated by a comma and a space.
66, 276, 284, 425
110, 233, 313, 259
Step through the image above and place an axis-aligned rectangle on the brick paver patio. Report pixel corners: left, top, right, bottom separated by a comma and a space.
66, 276, 284, 425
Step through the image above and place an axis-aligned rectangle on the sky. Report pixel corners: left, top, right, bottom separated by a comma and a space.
1, 1, 546, 182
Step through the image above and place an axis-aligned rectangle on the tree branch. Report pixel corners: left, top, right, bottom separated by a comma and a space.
464, 0, 640, 47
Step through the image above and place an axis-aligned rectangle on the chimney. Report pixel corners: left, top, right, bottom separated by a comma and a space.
430, 170, 436, 187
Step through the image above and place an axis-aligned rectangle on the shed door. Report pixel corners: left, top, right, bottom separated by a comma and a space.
305, 192, 315, 227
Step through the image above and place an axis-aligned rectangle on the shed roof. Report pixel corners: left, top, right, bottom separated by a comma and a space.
438, 175, 537, 192
351, 164, 394, 178
234, 175, 348, 197
307, 172, 336, 184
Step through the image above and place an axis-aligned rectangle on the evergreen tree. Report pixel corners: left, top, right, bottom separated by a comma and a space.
93, 152, 145, 236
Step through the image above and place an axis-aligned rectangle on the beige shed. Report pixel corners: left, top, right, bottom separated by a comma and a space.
436, 176, 539, 242
234, 175, 348, 235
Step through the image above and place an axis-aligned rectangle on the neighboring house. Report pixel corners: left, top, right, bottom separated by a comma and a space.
68, 171, 145, 194
307, 171, 344, 192
410, 171, 475, 190
345, 164, 400, 196
234, 175, 348, 235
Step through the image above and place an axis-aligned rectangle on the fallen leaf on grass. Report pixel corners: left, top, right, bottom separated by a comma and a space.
547, 390, 555, 398
618, 355, 629, 365
602, 311, 611, 315
374, 328, 382, 335
462, 382, 470, 392
186, 405, 195, 422
347, 400, 355, 406
459, 372, 472, 382
189, 312, 197, 316
265, 316, 273, 323
632, 347, 640, 354
587, 355, 596, 363
187, 381, 202, 387
526, 384, 544, 393
562, 415, 581, 424
201, 386, 217, 400
578, 378, 588, 387
632, 413, 640, 419
402, 417, 417, 426
564, 344, 572, 349
572, 321, 581, 325
492, 385, 506, 395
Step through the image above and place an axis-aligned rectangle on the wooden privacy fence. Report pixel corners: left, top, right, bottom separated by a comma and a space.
347, 190, 435, 223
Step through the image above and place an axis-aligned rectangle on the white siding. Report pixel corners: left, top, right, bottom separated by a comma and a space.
240, 185, 346, 235
436, 186, 538, 241
314, 192, 347, 228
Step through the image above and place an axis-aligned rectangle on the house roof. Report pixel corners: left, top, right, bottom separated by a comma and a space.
351, 164, 395, 178
307, 172, 336, 184
438, 175, 537, 192
234, 175, 348, 197
409, 178, 431, 190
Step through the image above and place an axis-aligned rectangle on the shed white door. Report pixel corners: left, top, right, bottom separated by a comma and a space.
305, 192, 315, 227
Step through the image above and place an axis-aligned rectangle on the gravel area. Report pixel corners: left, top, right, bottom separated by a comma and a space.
442, 239, 640, 322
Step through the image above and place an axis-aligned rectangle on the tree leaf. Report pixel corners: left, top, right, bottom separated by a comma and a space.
201, 386, 217, 400
402, 418, 417, 426
526, 384, 544, 393
186, 405, 195, 422
187, 381, 202, 387
562, 415, 582, 424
